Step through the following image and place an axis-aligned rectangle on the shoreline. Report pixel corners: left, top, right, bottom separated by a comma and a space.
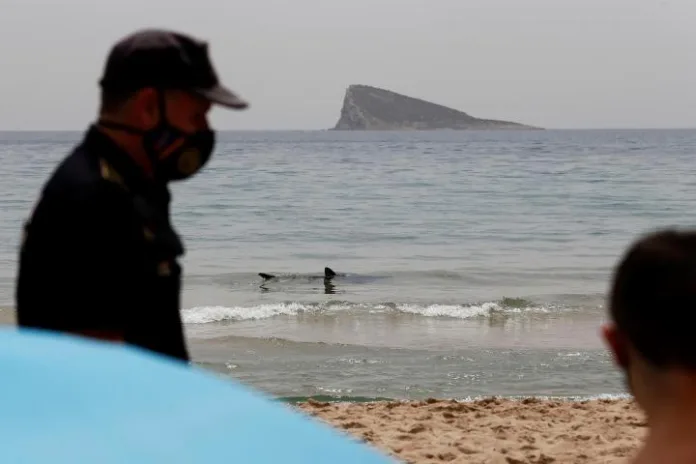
278, 392, 631, 404
294, 397, 645, 464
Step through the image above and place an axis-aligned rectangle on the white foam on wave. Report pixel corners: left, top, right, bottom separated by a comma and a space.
393, 302, 501, 318
181, 300, 553, 324
394, 302, 551, 318
181, 302, 306, 324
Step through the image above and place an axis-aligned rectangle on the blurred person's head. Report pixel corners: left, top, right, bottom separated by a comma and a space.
96, 29, 248, 183
603, 228, 696, 417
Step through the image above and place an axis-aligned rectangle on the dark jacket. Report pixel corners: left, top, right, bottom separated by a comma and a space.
16, 126, 189, 362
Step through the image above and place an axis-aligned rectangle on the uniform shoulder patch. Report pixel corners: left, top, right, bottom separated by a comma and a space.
99, 158, 127, 191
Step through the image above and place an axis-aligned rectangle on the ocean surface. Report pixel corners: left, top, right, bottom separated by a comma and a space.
0, 129, 694, 401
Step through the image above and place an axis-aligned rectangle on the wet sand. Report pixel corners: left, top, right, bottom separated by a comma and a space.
0, 309, 15, 326
295, 397, 645, 464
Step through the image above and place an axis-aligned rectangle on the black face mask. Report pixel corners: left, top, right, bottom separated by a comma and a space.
98, 93, 215, 183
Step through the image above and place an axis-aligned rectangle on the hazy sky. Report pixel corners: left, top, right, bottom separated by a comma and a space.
1, 0, 694, 130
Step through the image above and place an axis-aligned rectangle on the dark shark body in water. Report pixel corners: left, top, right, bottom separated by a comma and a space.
258, 267, 386, 294
259, 267, 340, 282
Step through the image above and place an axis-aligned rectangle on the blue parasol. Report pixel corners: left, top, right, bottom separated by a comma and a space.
0, 328, 396, 463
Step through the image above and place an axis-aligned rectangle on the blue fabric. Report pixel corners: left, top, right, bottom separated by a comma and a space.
0, 328, 394, 463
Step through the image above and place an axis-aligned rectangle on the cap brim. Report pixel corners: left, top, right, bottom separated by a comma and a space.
193, 85, 248, 110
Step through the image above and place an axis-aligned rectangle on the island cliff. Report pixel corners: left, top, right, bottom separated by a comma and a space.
332, 85, 540, 130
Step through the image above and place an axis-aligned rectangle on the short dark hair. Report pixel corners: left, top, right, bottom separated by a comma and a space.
99, 88, 137, 115
609, 228, 696, 368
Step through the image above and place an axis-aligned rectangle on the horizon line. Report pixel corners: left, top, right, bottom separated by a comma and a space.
0, 127, 694, 132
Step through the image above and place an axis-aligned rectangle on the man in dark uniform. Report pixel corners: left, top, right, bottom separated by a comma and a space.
15, 29, 248, 362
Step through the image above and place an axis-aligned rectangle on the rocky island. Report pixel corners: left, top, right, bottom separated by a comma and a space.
332, 84, 540, 130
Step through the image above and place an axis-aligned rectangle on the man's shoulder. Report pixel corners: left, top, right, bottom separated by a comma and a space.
41, 143, 129, 209
26, 147, 131, 236
45, 143, 101, 193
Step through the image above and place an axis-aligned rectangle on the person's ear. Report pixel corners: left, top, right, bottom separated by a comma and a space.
601, 322, 630, 368
129, 88, 160, 129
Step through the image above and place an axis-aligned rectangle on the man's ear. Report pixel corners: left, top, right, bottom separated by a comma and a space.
601, 322, 630, 368
130, 87, 160, 129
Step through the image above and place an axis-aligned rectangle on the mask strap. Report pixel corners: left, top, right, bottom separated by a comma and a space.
158, 91, 169, 127
97, 88, 170, 136
97, 119, 146, 135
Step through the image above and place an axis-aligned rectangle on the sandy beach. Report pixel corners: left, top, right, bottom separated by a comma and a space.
296, 398, 645, 464
0, 309, 15, 326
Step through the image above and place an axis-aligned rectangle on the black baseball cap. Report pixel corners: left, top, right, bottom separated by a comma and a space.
99, 29, 248, 110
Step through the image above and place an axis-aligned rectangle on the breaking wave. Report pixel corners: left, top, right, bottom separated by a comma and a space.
181, 297, 557, 324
